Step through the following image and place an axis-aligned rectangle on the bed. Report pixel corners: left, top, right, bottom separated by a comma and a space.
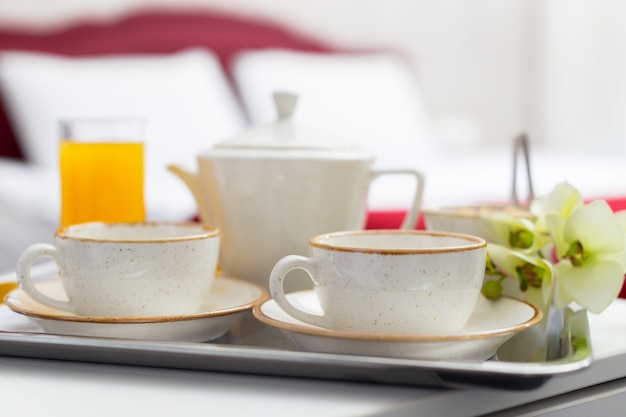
1, 7, 625, 276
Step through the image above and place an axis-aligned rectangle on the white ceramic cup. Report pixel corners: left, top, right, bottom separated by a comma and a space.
16, 222, 220, 317
270, 230, 487, 334
423, 205, 533, 238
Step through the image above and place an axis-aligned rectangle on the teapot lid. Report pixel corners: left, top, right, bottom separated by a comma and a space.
212, 92, 372, 155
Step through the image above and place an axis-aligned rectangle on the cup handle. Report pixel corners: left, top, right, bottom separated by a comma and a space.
370, 168, 425, 230
269, 255, 331, 328
16, 243, 75, 313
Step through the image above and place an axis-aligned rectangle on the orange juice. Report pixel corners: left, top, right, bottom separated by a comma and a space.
60, 140, 145, 227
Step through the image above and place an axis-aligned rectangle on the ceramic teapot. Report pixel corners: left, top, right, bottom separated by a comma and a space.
168, 92, 424, 290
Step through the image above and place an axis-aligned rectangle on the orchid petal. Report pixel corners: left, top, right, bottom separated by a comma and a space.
555, 260, 624, 314
486, 243, 553, 305
480, 213, 544, 253
486, 243, 520, 277
564, 200, 623, 253
531, 182, 582, 232
487, 243, 552, 277
479, 213, 520, 246
552, 268, 574, 309
545, 213, 568, 258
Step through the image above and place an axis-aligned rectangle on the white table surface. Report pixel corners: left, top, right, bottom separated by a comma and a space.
2, 270, 626, 416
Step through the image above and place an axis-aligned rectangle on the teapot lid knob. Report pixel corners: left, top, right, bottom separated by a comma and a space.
273, 92, 298, 121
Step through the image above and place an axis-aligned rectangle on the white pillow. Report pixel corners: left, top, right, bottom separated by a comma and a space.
231, 49, 435, 210
0, 48, 247, 221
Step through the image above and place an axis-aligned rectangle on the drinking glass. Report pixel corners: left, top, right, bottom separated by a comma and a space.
59, 118, 145, 227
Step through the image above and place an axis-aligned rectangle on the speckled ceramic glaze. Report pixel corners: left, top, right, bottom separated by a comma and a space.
270, 230, 487, 334
6, 277, 267, 342
423, 205, 534, 239
254, 291, 542, 361
168, 93, 425, 291
16, 222, 220, 317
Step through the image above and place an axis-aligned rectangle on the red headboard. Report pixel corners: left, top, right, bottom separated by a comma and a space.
0, 8, 331, 160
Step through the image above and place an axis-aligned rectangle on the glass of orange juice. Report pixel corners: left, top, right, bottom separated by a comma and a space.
59, 118, 145, 227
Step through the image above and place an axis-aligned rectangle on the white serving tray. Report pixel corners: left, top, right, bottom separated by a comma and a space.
0, 263, 594, 390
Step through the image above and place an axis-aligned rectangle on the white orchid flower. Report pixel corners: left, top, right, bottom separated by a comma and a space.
547, 200, 626, 314
484, 243, 553, 309
481, 183, 626, 316
530, 182, 583, 234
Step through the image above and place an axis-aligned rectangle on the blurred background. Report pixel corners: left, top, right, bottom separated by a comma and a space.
1, 0, 625, 156
1, 0, 626, 273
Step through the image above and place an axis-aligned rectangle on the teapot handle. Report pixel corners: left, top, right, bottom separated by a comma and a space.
370, 169, 425, 230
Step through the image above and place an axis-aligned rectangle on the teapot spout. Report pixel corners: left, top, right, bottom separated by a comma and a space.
167, 164, 212, 225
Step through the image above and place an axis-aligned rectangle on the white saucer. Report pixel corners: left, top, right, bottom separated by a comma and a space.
253, 291, 542, 361
5, 277, 268, 342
